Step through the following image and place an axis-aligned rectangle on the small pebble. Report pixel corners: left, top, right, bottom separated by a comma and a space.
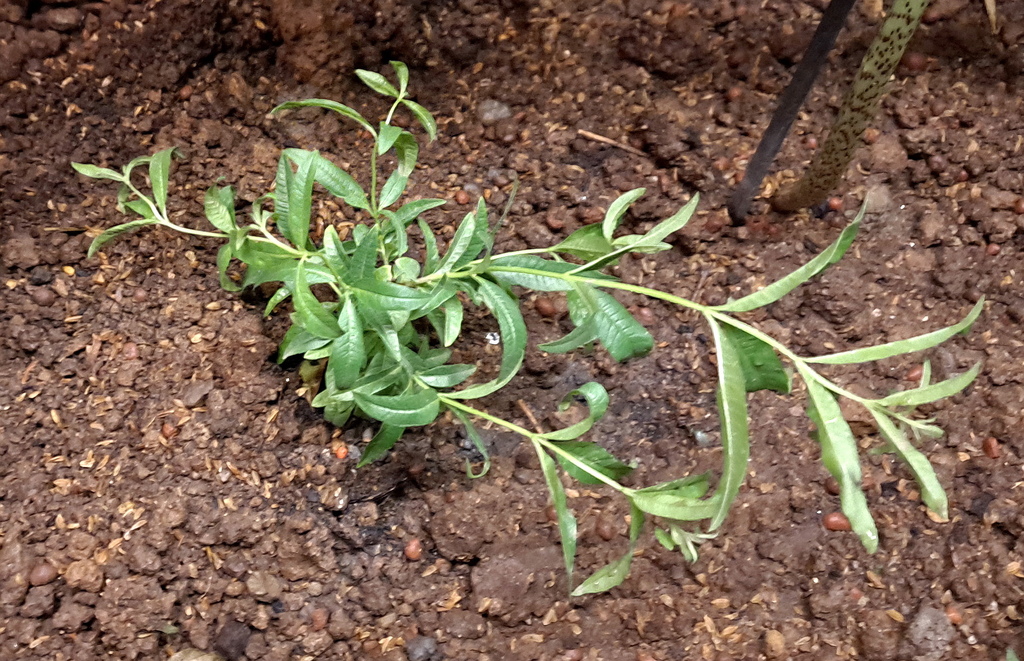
310, 608, 329, 631
905, 364, 924, 382
561, 650, 584, 661
982, 436, 1000, 459
28, 266, 52, 285
764, 629, 786, 658
823, 512, 851, 531
634, 306, 656, 325
179, 85, 193, 100
863, 127, 881, 144
534, 297, 558, 318
804, 136, 819, 150
595, 515, 617, 541
132, 288, 148, 303
986, 243, 1001, 256
945, 604, 962, 626
405, 636, 439, 661
161, 422, 179, 440
122, 342, 139, 360
544, 211, 565, 231
724, 86, 742, 102
477, 99, 512, 126
30, 287, 56, 307
455, 190, 471, 205
902, 51, 928, 73
29, 562, 58, 586
1014, 198, 1024, 215
404, 538, 423, 561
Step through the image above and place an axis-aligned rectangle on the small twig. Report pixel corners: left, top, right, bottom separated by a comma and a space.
577, 129, 648, 158
516, 399, 545, 435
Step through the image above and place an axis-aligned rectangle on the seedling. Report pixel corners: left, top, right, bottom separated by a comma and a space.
73, 63, 981, 595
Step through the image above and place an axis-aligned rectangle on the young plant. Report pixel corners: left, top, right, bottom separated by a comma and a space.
73, 62, 982, 595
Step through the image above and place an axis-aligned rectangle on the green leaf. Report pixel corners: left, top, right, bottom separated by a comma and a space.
629, 481, 718, 521
434, 296, 463, 347
800, 370, 879, 552
402, 99, 437, 141
272, 99, 375, 135
377, 123, 404, 155
278, 324, 331, 362
869, 410, 948, 519
572, 503, 644, 596
715, 215, 861, 313
807, 300, 984, 364
72, 162, 124, 181
345, 226, 379, 283
331, 297, 365, 390
355, 388, 440, 427
446, 278, 526, 399
357, 423, 406, 467
294, 261, 342, 339
489, 255, 585, 292
717, 323, 791, 393
554, 441, 632, 485
634, 194, 698, 246
537, 443, 577, 590
435, 209, 477, 274
538, 316, 599, 354
204, 185, 236, 233
216, 244, 241, 292
417, 363, 477, 389
393, 198, 446, 227
323, 399, 355, 427
552, 223, 614, 261
356, 69, 399, 97
602, 188, 646, 242
148, 147, 175, 215
451, 409, 491, 478
124, 199, 156, 219
706, 318, 750, 531
418, 219, 440, 274
877, 363, 981, 407
392, 131, 419, 177
282, 149, 317, 249
350, 279, 433, 312
541, 382, 611, 442
311, 154, 369, 210
87, 219, 160, 257
379, 171, 408, 209
592, 290, 653, 361
322, 225, 349, 272
391, 61, 409, 96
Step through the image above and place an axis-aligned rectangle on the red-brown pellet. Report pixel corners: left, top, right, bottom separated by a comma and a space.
535, 297, 558, 318
804, 136, 819, 150
902, 51, 927, 73
905, 364, 924, 382
30, 287, 56, 307
827, 197, 844, 212
545, 505, 558, 522
122, 342, 139, 360
823, 512, 852, 531
310, 608, 329, 631
1014, 198, 1024, 215
132, 288, 148, 303
455, 190, 471, 205
595, 515, 617, 541
945, 604, 963, 626
725, 86, 743, 102
29, 562, 58, 586
404, 538, 423, 561
982, 436, 1001, 459
161, 422, 179, 440
178, 85, 193, 100
863, 127, 881, 144
824, 477, 841, 495
986, 243, 1001, 256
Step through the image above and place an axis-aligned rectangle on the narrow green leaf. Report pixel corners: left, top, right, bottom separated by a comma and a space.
272, 99, 375, 135
294, 261, 342, 339
204, 185, 236, 233
869, 410, 948, 519
277, 325, 331, 362
124, 199, 156, 219
393, 198, 446, 226
446, 278, 526, 399
273, 153, 293, 238
718, 323, 791, 393
418, 219, 440, 274
87, 219, 159, 257
801, 370, 878, 552
322, 225, 349, 272
602, 188, 646, 242
216, 244, 241, 292
629, 490, 718, 521
451, 409, 491, 478
323, 399, 355, 427
263, 287, 290, 316
554, 441, 632, 484
592, 290, 654, 361
807, 300, 984, 364
345, 226, 379, 283
537, 444, 577, 591
350, 279, 433, 312
715, 215, 861, 313
377, 123, 404, 155
541, 382, 611, 442
489, 255, 580, 292
552, 223, 614, 261
392, 132, 419, 177
635, 194, 698, 246
572, 504, 644, 596
877, 363, 981, 407
379, 171, 408, 209
538, 316, 599, 354
356, 69, 399, 97
402, 99, 437, 141
148, 147, 175, 215
706, 318, 750, 531
331, 297, 365, 390
417, 363, 477, 389
311, 154, 369, 210
72, 162, 124, 181
283, 149, 317, 249
357, 423, 406, 467
390, 61, 409, 96
355, 388, 440, 427
437, 296, 463, 347
435, 210, 477, 274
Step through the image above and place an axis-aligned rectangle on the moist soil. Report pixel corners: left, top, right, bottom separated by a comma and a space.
2, 1, 1023, 659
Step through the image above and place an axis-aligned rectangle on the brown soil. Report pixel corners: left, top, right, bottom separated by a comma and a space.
2, 1, 1023, 659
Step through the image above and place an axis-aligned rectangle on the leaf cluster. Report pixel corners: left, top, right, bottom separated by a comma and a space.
73, 62, 982, 596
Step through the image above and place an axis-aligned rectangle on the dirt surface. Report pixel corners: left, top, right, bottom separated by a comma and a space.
2, 0, 1023, 659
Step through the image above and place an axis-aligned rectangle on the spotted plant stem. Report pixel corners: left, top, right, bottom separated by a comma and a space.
772, 0, 930, 212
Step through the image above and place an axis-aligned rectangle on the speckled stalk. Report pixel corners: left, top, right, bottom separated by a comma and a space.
772, 0, 930, 212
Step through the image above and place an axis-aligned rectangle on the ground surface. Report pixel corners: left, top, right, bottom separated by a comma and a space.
1, 0, 1023, 659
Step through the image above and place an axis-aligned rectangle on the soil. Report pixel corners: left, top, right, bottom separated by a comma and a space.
1, 0, 1023, 659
